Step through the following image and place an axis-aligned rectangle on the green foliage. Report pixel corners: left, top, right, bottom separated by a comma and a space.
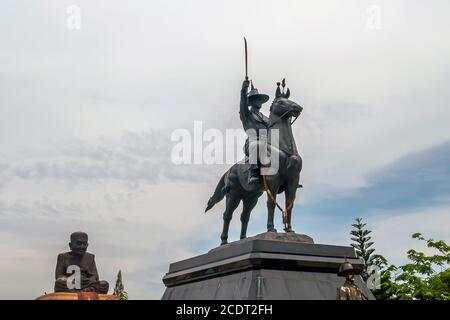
373, 233, 450, 300
350, 218, 380, 280
348, 218, 449, 300
113, 270, 129, 300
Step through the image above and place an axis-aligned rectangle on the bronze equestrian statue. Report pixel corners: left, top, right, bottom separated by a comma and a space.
205, 78, 303, 245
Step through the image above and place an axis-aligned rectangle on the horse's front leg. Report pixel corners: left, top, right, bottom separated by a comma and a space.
284, 178, 299, 233
267, 197, 277, 232
266, 180, 278, 232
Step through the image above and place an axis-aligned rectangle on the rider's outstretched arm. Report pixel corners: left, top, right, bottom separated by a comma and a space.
239, 79, 250, 122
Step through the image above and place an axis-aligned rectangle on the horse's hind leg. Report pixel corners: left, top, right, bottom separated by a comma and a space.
220, 194, 240, 245
240, 194, 259, 240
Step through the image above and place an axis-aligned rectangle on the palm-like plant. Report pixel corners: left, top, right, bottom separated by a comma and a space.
113, 270, 128, 300
350, 218, 379, 280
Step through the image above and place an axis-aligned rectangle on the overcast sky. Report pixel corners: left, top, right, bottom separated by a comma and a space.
1, 0, 449, 299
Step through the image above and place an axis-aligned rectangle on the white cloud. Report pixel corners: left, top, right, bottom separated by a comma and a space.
369, 204, 450, 266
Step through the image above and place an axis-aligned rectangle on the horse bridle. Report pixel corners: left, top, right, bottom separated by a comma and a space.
269, 108, 300, 128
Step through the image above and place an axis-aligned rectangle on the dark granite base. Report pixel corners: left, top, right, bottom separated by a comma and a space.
162, 232, 375, 300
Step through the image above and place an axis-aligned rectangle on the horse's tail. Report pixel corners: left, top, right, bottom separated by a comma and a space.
205, 172, 229, 213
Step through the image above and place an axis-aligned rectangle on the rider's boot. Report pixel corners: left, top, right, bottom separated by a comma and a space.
248, 166, 260, 185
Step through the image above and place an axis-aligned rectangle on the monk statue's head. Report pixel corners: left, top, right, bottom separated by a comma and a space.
69, 232, 88, 256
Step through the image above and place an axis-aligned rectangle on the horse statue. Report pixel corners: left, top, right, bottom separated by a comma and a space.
205, 80, 303, 245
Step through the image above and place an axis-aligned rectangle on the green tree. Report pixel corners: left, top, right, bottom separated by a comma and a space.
350, 218, 381, 281
113, 270, 128, 300
374, 233, 450, 300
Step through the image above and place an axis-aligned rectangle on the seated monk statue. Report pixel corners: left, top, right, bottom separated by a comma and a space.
54, 232, 109, 294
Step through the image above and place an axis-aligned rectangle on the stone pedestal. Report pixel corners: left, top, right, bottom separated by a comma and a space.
162, 232, 374, 300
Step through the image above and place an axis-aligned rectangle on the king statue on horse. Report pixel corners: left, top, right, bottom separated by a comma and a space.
205, 38, 304, 245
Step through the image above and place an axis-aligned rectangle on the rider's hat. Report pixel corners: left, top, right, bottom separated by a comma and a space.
248, 81, 269, 106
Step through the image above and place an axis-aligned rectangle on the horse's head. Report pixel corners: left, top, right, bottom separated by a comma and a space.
271, 97, 303, 118
270, 79, 303, 119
